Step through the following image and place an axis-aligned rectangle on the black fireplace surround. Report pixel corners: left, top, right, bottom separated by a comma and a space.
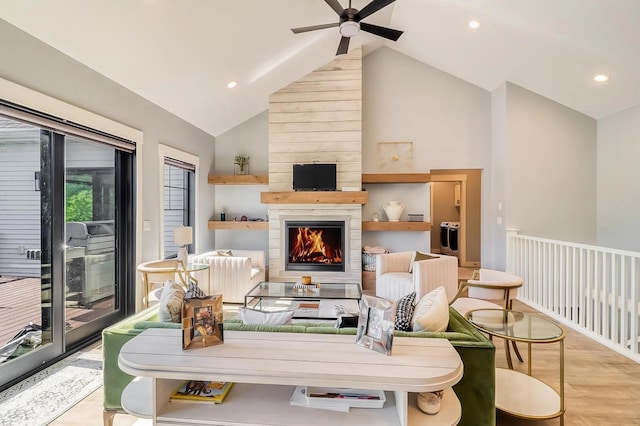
285, 220, 345, 272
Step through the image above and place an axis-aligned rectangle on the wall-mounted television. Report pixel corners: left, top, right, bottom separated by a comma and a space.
292, 163, 337, 191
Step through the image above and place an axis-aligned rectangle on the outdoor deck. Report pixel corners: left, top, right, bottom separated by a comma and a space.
0, 276, 114, 348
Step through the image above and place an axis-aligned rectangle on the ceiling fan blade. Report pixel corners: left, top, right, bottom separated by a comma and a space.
336, 36, 350, 55
356, 0, 396, 21
360, 22, 403, 41
325, 0, 345, 15
291, 22, 339, 34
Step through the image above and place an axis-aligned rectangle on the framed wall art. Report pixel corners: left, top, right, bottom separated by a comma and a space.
355, 295, 396, 356
377, 142, 413, 172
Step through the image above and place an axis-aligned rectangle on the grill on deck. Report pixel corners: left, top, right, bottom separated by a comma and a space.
66, 221, 115, 307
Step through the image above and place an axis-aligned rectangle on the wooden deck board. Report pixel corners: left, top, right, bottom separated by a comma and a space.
0, 276, 114, 346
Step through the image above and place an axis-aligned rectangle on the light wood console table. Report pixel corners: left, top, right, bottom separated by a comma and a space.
118, 328, 463, 425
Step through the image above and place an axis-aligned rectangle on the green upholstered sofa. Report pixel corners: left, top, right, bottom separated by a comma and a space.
102, 305, 495, 426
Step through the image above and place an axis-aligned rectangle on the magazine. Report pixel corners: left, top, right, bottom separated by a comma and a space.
170, 380, 233, 404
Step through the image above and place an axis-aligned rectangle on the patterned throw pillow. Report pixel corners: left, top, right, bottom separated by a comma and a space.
185, 280, 206, 298
394, 292, 416, 331
216, 250, 233, 257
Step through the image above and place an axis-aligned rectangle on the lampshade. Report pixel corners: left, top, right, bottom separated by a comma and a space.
173, 226, 193, 246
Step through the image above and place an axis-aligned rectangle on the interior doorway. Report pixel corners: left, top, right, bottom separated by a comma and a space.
430, 169, 481, 268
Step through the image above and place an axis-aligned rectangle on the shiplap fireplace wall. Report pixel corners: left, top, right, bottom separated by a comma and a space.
267, 48, 363, 282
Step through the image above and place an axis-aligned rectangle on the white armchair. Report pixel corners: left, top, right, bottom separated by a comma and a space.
191, 250, 266, 303
375, 251, 459, 303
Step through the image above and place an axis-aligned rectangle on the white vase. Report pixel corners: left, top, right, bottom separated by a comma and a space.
383, 201, 404, 222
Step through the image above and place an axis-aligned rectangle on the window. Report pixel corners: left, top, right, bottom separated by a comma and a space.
160, 145, 198, 260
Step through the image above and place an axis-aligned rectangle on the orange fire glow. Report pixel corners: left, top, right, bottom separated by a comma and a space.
289, 227, 342, 264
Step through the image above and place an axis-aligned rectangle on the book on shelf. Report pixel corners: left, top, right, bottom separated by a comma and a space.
170, 380, 233, 404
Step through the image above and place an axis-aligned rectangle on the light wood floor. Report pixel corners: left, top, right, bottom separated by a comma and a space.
49, 298, 640, 426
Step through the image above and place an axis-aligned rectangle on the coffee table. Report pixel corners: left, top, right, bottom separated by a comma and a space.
118, 328, 463, 426
244, 281, 362, 319
466, 308, 565, 425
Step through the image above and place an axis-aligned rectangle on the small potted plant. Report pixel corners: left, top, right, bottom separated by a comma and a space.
234, 154, 250, 175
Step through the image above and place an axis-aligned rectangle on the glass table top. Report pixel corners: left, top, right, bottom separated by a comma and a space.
185, 263, 210, 272
466, 309, 564, 342
246, 281, 362, 300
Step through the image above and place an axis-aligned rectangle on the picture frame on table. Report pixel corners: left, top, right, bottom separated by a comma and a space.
182, 295, 224, 349
355, 295, 396, 356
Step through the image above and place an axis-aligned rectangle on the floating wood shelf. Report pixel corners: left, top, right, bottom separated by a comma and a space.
207, 221, 268, 230
362, 173, 431, 184
208, 175, 268, 185
260, 191, 368, 204
362, 221, 431, 231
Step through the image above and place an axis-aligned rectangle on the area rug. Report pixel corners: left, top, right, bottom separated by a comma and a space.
0, 347, 102, 426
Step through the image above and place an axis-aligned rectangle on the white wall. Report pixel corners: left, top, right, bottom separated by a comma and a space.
489, 84, 508, 269
213, 111, 269, 252
362, 47, 492, 254
0, 20, 216, 266
505, 83, 597, 244
597, 105, 640, 251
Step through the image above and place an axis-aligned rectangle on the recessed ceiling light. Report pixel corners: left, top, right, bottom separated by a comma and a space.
468, 20, 480, 29
593, 74, 609, 83
227, 81, 237, 89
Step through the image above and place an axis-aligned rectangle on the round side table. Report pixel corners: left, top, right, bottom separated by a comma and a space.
466, 308, 565, 425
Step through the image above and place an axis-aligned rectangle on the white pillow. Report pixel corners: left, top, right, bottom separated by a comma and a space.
239, 308, 294, 325
412, 286, 449, 332
158, 280, 186, 323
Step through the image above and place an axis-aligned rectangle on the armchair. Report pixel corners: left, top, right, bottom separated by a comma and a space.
375, 251, 459, 303
191, 249, 265, 303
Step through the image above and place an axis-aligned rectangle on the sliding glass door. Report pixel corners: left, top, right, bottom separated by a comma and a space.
0, 113, 135, 390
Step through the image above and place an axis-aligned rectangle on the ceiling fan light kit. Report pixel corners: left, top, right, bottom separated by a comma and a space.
340, 21, 360, 37
291, 0, 403, 55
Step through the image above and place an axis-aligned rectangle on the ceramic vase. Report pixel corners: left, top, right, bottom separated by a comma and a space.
383, 201, 404, 222
417, 390, 443, 415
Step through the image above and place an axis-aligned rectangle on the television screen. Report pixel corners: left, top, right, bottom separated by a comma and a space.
293, 163, 337, 191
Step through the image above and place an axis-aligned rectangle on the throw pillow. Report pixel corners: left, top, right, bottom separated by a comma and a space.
412, 286, 449, 332
158, 280, 186, 323
394, 292, 416, 331
239, 308, 294, 326
217, 250, 233, 257
409, 251, 439, 273
185, 280, 206, 299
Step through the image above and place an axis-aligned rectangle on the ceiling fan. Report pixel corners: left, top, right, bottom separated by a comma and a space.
291, 0, 403, 55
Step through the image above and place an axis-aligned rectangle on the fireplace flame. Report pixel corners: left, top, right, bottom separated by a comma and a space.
289, 227, 342, 264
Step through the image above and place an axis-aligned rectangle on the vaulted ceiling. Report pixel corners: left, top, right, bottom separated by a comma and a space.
1, 0, 639, 137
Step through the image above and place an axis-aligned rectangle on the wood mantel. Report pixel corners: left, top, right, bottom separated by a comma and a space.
260, 191, 368, 204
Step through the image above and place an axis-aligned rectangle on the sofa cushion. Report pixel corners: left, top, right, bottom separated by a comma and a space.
158, 280, 185, 323
239, 308, 295, 325
394, 291, 416, 331
412, 285, 449, 332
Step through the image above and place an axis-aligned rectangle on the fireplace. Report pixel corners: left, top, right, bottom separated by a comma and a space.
285, 220, 345, 272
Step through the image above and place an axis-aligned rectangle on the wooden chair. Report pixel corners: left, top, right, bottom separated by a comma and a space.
136, 259, 191, 307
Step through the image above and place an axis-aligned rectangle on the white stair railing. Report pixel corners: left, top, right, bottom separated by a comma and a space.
507, 230, 640, 363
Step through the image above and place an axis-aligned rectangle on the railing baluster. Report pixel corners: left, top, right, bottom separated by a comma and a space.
506, 231, 640, 362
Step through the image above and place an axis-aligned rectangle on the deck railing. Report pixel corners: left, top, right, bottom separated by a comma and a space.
507, 230, 640, 363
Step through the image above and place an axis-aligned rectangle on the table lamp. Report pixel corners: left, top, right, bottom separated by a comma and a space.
173, 226, 192, 267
